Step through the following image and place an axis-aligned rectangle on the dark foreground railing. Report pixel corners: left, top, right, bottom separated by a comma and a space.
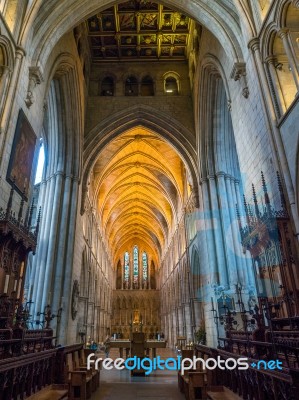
0, 343, 83, 400
195, 344, 299, 400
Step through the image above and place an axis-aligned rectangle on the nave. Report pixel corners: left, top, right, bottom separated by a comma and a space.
90, 349, 185, 400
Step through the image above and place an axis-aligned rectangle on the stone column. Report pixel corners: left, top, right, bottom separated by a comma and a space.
248, 37, 299, 239
61, 175, 79, 346
50, 175, 74, 313
40, 172, 64, 311
278, 29, 299, 89
0, 65, 10, 114
225, 176, 245, 285
229, 178, 247, 286
217, 172, 238, 287
31, 174, 57, 317
200, 179, 218, 285
208, 176, 229, 288
265, 56, 286, 116
193, 299, 202, 330
27, 178, 46, 303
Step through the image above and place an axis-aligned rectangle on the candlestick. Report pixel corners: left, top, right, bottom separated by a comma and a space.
4, 275, 9, 293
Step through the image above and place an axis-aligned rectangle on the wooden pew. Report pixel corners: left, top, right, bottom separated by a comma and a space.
178, 349, 194, 393
183, 371, 207, 400
66, 353, 93, 400
73, 349, 100, 391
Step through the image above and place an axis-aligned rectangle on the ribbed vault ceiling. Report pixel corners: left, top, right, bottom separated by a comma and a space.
92, 127, 186, 266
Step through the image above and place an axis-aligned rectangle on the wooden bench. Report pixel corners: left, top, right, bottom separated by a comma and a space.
183, 371, 208, 400
207, 386, 243, 400
66, 353, 93, 400
178, 349, 194, 392
73, 349, 100, 391
27, 384, 68, 400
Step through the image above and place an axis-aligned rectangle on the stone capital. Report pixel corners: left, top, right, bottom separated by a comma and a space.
230, 62, 246, 81
230, 62, 249, 98
25, 66, 44, 108
0, 65, 10, 78
224, 174, 233, 181
248, 38, 260, 53
207, 174, 216, 181
29, 66, 44, 85
265, 55, 278, 65
15, 46, 26, 58
216, 171, 226, 179
278, 28, 289, 40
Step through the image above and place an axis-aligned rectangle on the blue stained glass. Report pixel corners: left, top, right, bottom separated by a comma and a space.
142, 252, 148, 281
124, 252, 129, 282
133, 245, 138, 284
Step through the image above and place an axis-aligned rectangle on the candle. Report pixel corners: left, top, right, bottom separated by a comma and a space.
20, 262, 24, 277
14, 279, 18, 291
4, 275, 9, 293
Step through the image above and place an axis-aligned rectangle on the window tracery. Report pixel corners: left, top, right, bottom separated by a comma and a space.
124, 251, 130, 288
142, 252, 148, 287
133, 245, 139, 288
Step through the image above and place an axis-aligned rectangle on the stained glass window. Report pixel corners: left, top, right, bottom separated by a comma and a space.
124, 252, 129, 284
142, 252, 148, 281
133, 245, 139, 286
34, 139, 45, 184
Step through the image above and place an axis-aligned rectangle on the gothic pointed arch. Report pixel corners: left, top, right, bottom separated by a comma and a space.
23, 1, 245, 71
82, 104, 199, 216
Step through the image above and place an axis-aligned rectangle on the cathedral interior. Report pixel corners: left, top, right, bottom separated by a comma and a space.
0, 0, 299, 399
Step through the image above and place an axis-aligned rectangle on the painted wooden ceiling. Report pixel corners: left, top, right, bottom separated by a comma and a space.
86, 0, 192, 62
92, 127, 186, 265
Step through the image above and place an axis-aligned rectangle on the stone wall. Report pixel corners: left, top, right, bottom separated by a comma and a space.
86, 61, 195, 136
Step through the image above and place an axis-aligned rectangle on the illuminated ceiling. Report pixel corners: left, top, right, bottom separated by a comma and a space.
92, 127, 187, 265
86, 0, 193, 62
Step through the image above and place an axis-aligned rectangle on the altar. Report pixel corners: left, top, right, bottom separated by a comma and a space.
109, 339, 166, 358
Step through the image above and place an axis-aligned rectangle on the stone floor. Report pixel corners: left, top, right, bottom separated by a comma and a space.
90, 348, 185, 400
